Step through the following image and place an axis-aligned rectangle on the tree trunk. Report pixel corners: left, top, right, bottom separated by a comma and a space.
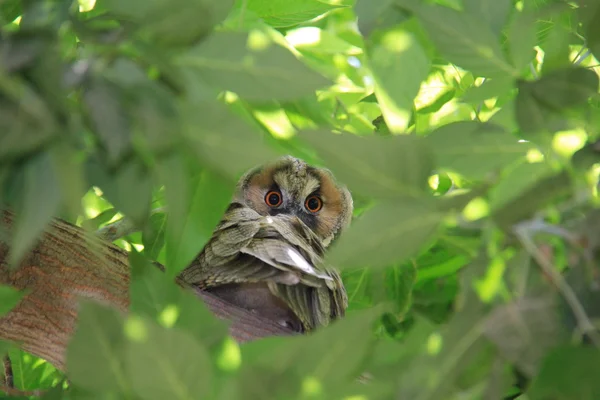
0, 212, 294, 371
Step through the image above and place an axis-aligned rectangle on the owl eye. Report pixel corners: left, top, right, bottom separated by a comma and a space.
265, 190, 283, 207
305, 195, 322, 213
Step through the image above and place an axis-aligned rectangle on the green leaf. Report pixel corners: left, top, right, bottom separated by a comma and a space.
514, 82, 553, 135
129, 252, 229, 346
355, 0, 410, 37
181, 100, 280, 180
506, 10, 537, 72
460, 77, 514, 105
300, 130, 434, 199
10, 151, 61, 266
528, 346, 600, 399
385, 263, 416, 315
531, 67, 599, 111
581, 0, 600, 63
414, 3, 518, 78
66, 301, 130, 393
489, 162, 554, 211
328, 198, 443, 269
425, 121, 532, 180
99, 0, 234, 46
142, 212, 167, 261
242, 0, 341, 28
492, 170, 571, 229
86, 157, 152, 226
0, 285, 26, 317
83, 78, 131, 166
242, 308, 380, 388
176, 31, 332, 101
126, 319, 212, 400
367, 26, 430, 132
159, 156, 233, 276
462, 0, 510, 37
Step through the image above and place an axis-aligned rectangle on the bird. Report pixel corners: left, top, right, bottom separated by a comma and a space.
177, 156, 353, 333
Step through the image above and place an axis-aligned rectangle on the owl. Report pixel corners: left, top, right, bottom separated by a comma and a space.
178, 156, 353, 332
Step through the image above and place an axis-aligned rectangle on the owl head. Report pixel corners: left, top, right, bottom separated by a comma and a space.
234, 156, 353, 247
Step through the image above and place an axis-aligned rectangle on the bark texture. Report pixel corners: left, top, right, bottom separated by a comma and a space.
0, 212, 293, 371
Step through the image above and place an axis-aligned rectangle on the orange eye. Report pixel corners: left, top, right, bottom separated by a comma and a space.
305, 195, 322, 213
265, 190, 282, 207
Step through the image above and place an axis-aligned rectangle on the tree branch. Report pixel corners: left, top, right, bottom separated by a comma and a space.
0, 211, 294, 371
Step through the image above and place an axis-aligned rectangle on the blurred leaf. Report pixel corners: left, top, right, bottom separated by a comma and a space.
83, 78, 131, 165
413, 3, 518, 78
462, 0, 510, 37
328, 198, 443, 269
182, 99, 279, 179
300, 130, 434, 198
385, 263, 416, 315
489, 162, 554, 211
126, 318, 212, 400
426, 121, 532, 180
10, 151, 61, 266
100, 0, 234, 46
129, 251, 229, 346
242, 0, 341, 28
86, 157, 152, 226
0, 285, 25, 317
485, 296, 562, 377
418, 89, 455, 114
580, 0, 600, 63
177, 31, 331, 101
367, 26, 430, 132
355, 0, 410, 37
531, 67, 599, 111
398, 300, 489, 399
66, 301, 130, 393
527, 346, 600, 399
492, 170, 571, 228
460, 77, 514, 105
242, 308, 380, 387
142, 212, 167, 260
159, 156, 233, 276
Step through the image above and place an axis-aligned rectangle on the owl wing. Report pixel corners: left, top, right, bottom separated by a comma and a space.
182, 204, 333, 289
267, 268, 347, 330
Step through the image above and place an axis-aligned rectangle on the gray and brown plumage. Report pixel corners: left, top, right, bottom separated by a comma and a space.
178, 156, 353, 332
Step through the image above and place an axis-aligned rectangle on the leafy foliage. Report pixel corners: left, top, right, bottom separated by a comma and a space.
1, 0, 600, 398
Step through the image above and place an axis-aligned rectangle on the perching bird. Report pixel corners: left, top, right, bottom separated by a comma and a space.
178, 156, 353, 332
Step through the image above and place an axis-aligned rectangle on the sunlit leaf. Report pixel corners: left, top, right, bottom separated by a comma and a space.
176, 31, 331, 100
240, 0, 341, 28
367, 26, 430, 132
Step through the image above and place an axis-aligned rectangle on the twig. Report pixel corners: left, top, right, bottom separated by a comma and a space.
2, 355, 12, 388
514, 223, 600, 347
96, 207, 166, 242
